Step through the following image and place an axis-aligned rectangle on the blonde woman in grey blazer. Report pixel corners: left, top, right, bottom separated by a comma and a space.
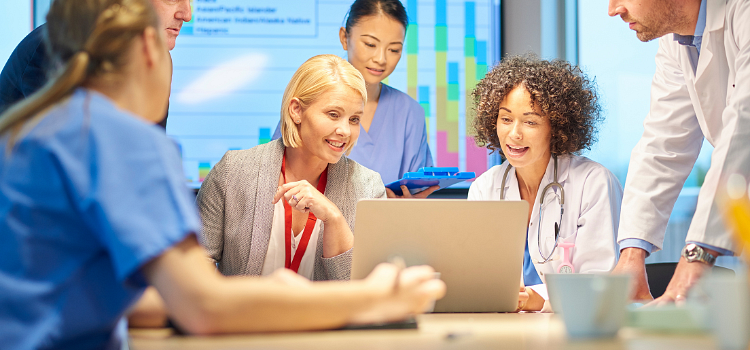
197, 55, 386, 281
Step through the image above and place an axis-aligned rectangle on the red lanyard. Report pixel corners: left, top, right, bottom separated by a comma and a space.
281, 153, 328, 273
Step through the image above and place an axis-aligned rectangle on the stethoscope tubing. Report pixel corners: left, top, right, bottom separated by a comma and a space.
500, 154, 565, 264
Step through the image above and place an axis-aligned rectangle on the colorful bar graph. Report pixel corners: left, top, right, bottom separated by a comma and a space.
476, 40, 488, 80
182, 0, 194, 35
439, 62, 459, 167
176, 1, 495, 188
437, 131, 457, 167
406, 0, 418, 99
198, 162, 211, 182
466, 135, 488, 175
464, 1, 487, 174
435, 0, 447, 145
435, 0, 458, 167
447, 62, 460, 144
418, 85, 430, 135
464, 2, 477, 129
258, 127, 271, 145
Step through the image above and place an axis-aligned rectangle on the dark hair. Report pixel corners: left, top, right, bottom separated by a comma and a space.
471, 54, 602, 157
344, 0, 408, 34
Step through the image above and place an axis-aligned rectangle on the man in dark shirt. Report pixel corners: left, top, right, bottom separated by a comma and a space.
0, 25, 47, 116
0, 0, 192, 129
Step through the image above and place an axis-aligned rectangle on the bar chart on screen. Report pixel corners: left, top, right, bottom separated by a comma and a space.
167, 0, 497, 187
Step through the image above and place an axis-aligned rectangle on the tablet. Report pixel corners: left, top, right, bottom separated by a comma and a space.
385, 167, 475, 195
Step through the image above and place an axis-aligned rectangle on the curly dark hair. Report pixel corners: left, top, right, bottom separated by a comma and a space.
471, 54, 602, 157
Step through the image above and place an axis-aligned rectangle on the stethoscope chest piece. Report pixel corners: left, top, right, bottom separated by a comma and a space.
500, 154, 571, 267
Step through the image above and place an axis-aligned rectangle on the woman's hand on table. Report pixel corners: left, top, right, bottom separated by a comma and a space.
516, 284, 530, 312
516, 279, 545, 312
349, 263, 446, 324
386, 185, 440, 199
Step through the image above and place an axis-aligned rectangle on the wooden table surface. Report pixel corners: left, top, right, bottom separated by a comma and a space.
129, 313, 721, 350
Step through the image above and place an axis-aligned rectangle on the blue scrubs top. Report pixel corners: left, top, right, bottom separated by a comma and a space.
273, 84, 434, 184
523, 239, 543, 286
0, 88, 200, 350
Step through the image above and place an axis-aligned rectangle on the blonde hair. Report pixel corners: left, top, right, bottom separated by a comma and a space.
0, 0, 160, 147
280, 54, 367, 155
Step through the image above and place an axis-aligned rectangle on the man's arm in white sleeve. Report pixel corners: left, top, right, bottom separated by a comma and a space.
613, 37, 703, 301
618, 37, 704, 250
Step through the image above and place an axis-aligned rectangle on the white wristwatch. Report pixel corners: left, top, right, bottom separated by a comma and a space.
681, 243, 717, 266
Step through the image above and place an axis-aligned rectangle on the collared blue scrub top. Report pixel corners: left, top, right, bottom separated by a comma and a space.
273, 84, 434, 184
523, 239, 543, 286
0, 88, 200, 350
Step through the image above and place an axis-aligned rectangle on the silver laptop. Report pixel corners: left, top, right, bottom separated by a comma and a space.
351, 199, 528, 313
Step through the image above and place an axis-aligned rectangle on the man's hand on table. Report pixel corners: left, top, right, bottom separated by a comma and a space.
612, 248, 653, 302
649, 252, 716, 307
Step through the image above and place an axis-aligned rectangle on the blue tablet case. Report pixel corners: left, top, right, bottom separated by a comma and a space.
385, 167, 476, 196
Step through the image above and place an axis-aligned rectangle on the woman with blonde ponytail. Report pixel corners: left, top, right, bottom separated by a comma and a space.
0, 0, 444, 348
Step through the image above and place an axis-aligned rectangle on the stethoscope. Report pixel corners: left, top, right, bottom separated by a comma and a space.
500, 154, 575, 273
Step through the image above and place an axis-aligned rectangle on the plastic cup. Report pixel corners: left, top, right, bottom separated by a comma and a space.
545, 274, 631, 338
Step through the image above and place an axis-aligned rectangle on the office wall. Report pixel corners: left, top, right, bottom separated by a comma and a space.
501, 0, 575, 62
502, 0, 541, 56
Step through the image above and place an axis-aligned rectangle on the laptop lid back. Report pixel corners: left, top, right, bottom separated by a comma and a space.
352, 199, 528, 312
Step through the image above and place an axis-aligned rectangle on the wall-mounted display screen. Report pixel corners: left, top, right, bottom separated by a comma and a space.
167, 0, 499, 187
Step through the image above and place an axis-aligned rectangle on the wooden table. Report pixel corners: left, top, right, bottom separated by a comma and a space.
129, 313, 721, 350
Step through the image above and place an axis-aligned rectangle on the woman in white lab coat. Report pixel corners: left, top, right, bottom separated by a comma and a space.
468, 55, 623, 311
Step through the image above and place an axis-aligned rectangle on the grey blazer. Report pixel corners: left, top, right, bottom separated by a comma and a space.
196, 139, 386, 281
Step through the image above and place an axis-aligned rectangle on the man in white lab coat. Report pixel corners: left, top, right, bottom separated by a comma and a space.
608, 0, 750, 303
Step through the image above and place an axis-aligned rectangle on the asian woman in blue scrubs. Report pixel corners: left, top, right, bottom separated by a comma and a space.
273, 0, 437, 197
0, 0, 445, 349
